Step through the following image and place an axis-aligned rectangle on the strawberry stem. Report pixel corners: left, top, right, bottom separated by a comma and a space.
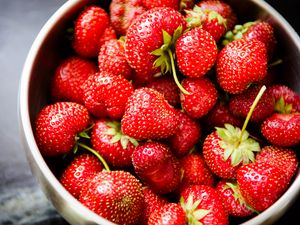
77, 142, 110, 172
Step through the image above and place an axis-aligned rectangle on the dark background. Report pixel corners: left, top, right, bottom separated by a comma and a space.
0, 0, 299, 224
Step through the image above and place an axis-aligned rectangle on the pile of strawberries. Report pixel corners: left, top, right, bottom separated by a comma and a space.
34, 0, 300, 224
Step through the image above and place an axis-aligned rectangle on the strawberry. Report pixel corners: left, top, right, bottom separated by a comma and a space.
91, 120, 138, 168
98, 25, 117, 48
140, 186, 168, 225
148, 203, 186, 225
60, 154, 103, 199
109, 0, 146, 36
146, 76, 180, 106
216, 39, 268, 94
237, 161, 290, 212
229, 84, 274, 122
121, 87, 179, 140
269, 84, 300, 113
72, 5, 110, 58
83, 71, 134, 119
79, 170, 144, 225
180, 77, 218, 119
168, 111, 202, 157
261, 113, 300, 147
132, 142, 181, 194
143, 0, 180, 10
180, 0, 195, 11
34, 102, 90, 157
176, 28, 218, 78
215, 180, 255, 217
180, 185, 229, 225
98, 39, 133, 80
51, 57, 98, 104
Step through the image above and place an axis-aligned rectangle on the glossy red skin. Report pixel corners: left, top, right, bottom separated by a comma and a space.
83, 71, 134, 120
125, 7, 187, 83
109, 0, 146, 36
180, 77, 218, 119
35, 102, 90, 157
79, 171, 144, 225
132, 142, 181, 194
216, 39, 268, 94
60, 154, 103, 199
176, 28, 218, 78
143, 0, 180, 10
180, 185, 229, 225
73, 6, 109, 58
215, 180, 254, 217
121, 87, 179, 140
98, 26, 117, 48
261, 113, 300, 147
91, 119, 136, 167
203, 132, 240, 179
201, 18, 226, 42
51, 57, 98, 104
148, 203, 185, 225
237, 161, 289, 212
168, 111, 202, 157
98, 39, 133, 80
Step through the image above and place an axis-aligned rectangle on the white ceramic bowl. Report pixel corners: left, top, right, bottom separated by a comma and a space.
19, 0, 300, 224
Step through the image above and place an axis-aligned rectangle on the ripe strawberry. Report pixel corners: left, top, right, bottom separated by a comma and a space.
72, 6, 110, 58
79, 170, 144, 225
91, 120, 138, 168
140, 186, 168, 225
229, 84, 274, 122
121, 87, 179, 140
261, 113, 300, 147
168, 111, 202, 157
143, 0, 180, 10
180, 77, 218, 119
146, 76, 180, 106
180, 185, 228, 225
148, 203, 186, 225
35, 102, 90, 157
237, 161, 290, 212
98, 25, 117, 48
98, 39, 133, 80
83, 71, 134, 119
176, 28, 218, 78
216, 39, 268, 94
132, 142, 181, 194
125, 7, 186, 83
60, 154, 103, 199
109, 0, 146, 36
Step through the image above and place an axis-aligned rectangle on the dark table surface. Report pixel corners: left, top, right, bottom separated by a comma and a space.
0, 0, 299, 224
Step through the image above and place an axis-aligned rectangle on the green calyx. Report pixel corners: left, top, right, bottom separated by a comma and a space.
73, 123, 94, 153
185, 5, 205, 28
274, 96, 293, 114
180, 195, 211, 225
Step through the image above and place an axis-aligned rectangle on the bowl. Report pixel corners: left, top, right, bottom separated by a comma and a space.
18, 0, 300, 224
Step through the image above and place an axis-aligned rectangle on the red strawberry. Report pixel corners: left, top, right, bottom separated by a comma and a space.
215, 180, 254, 217
91, 120, 138, 168
109, 0, 146, 36
143, 0, 180, 10
180, 185, 228, 225
269, 84, 300, 113
216, 39, 268, 94
237, 161, 290, 212
125, 7, 186, 83
140, 186, 168, 225
261, 113, 300, 147
34, 102, 90, 157
98, 25, 117, 48
229, 84, 274, 122
180, 77, 218, 119
51, 57, 98, 104
146, 76, 180, 106
83, 71, 134, 119
176, 28, 218, 78
72, 6, 110, 58
168, 111, 202, 157
98, 39, 133, 80
60, 154, 103, 199
79, 170, 144, 225
148, 203, 185, 225
121, 87, 179, 140
132, 142, 181, 194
